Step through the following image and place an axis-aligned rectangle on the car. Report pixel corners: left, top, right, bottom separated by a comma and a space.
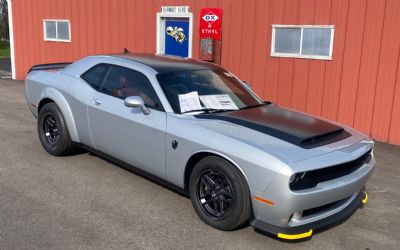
24, 54, 374, 240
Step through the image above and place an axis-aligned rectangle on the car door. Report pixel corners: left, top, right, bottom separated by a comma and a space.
87, 64, 167, 178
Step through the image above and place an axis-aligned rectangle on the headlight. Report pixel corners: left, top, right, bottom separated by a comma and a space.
289, 174, 296, 184
289, 172, 306, 184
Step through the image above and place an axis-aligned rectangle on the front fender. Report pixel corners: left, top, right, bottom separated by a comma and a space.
39, 87, 80, 142
187, 149, 251, 184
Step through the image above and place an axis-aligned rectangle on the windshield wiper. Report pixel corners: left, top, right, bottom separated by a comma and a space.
239, 102, 270, 110
182, 108, 233, 114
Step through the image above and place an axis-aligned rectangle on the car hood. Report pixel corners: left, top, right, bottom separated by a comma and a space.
192, 104, 366, 163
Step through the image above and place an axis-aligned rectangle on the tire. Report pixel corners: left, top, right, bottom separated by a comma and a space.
37, 102, 75, 156
189, 156, 251, 231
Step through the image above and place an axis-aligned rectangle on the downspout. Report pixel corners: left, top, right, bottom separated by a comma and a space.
6, 0, 16, 79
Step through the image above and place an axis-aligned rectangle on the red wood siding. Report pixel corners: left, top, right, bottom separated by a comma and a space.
10, 0, 400, 145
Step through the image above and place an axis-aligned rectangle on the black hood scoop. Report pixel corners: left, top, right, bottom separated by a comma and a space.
195, 104, 350, 149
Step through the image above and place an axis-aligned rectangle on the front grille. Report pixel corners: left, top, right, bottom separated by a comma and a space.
290, 149, 372, 191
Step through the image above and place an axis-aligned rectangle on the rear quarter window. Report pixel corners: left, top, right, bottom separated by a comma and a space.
81, 64, 110, 90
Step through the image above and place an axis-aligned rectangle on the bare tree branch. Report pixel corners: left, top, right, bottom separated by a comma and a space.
0, 0, 9, 40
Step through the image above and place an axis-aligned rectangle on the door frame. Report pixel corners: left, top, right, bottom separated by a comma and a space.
156, 12, 193, 58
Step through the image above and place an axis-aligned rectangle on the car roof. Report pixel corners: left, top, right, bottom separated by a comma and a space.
108, 53, 220, 74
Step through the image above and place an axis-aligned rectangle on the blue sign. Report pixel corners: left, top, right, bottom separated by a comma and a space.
165, 19, 189, 57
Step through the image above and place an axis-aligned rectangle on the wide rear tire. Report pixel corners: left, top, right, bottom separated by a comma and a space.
38, 103, 75, 156
189, 156, 251, 231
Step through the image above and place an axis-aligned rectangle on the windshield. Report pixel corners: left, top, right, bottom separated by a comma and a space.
157, 69, 263, 114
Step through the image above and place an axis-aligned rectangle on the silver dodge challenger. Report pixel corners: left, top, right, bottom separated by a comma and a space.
25, 54, 374, 240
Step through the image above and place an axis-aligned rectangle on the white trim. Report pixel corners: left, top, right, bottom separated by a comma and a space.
156, 11, 193, 58
271, 25, 335, 60
299, 26, 304, 55
43, 19, 71, 42
329, 27, 335, 59
6, 0, 16, 79
272, 24, 335, 29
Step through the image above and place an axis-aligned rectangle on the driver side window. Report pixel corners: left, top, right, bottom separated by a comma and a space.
86, 64, 163, 111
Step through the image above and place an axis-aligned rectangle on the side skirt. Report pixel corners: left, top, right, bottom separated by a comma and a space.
75, 143, 189, 197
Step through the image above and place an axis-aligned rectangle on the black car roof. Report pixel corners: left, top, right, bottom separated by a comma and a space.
110, 53, 220, 74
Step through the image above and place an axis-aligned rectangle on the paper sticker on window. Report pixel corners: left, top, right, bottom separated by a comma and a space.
178, 91, 202, 113
199, 95, 239, 110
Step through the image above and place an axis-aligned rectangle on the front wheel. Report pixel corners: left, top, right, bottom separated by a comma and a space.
38, 103, 75, 156
189, 156, 251, 231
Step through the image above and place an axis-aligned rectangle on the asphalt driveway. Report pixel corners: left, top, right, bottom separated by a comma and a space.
0, 79, 399, 250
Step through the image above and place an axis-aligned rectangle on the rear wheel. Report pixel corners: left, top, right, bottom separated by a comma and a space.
189, 156, 251, 230
38, 103, 75, 156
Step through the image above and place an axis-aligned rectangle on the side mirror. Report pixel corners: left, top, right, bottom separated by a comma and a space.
124, 96, 151, 115
242, 80, 251, 89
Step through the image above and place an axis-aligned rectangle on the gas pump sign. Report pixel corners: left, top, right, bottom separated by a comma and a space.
199, 8, 222, 40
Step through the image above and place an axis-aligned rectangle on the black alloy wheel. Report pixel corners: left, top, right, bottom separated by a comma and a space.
189, 156, 251, 231
42, 113, 60, 147
38, 102, 75, 156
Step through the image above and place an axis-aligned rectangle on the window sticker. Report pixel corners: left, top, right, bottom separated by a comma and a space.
178, 91, 202, 113
199, 94, 239, 110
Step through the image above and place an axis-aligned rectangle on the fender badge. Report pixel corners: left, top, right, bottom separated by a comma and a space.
172, 140, 178, 150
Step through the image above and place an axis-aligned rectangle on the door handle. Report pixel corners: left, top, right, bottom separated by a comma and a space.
92, 99, 102, 105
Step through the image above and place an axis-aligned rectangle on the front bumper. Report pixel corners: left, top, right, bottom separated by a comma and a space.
251, 189, 368, 240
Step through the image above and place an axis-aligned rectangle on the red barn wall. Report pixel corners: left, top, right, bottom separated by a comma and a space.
10, 0, 400, 145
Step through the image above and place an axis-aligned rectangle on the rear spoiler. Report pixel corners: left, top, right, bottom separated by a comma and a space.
28, 62, 72, 73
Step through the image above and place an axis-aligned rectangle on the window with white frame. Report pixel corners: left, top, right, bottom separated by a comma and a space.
43, 20, 71, 42
271, 25, 334, 60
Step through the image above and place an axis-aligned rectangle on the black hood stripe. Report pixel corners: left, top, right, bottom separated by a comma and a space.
195, 104, 350, 149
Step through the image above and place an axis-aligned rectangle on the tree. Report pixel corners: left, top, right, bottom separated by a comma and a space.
0, 0, 9, 41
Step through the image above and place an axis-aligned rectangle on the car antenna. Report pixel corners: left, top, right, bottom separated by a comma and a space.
123, 48, 131, 54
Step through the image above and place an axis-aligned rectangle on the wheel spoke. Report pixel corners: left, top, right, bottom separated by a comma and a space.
197, 169, 234, 220
204, 174, 216, 187
220, 196, 233, 207
46, 118, 55, 127
199, 195, 214, 205
48, 136, 54, 144
213, 200, 219, 213
200, 177, 213, 192
220, 176, 227, 187
46, 119, 52, 127
53, 129, 59, 137
219, 200, 224, 212
220, 188, 232, 198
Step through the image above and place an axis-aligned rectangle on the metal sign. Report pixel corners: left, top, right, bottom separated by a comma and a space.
202, 13, 219, 26
199, 8, 222, 40
165, 19, 190, 57
161, 6, 190, 14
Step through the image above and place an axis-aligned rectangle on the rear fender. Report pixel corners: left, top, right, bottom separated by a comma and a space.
39, 87, 80, 142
